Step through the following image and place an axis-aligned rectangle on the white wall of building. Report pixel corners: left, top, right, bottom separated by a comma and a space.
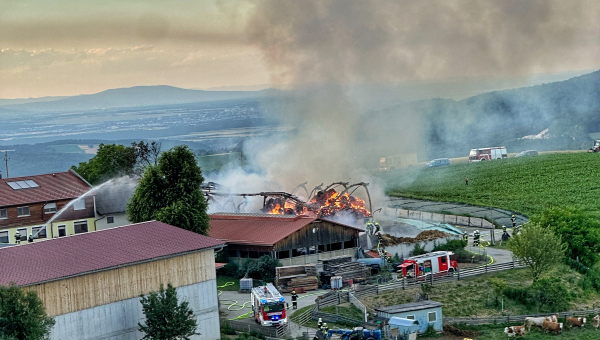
50, 279, 220, 340
95, 214, 130, 231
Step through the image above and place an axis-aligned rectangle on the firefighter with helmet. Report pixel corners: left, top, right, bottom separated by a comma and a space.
511, 215, 516, 228
291, 290, 298, 309
473, 230, 481, 247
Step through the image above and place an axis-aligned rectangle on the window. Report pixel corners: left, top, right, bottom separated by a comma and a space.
406, 315, 415, 320
73, 199, 85, 211
44, 203, 57, 214
428, 311, 437, 322
16, 228, 27, 241
17, 206, 30, 217
32, 226, 47, 239
440, 256, 447, 264
0, 208, 7, 219
107, 216, 114, 224
74, 221, 88, 234
58, 225, 66, 237
0, 231, 8, 243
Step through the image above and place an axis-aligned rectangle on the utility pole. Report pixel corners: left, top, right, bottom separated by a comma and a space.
3, 151, 9, 179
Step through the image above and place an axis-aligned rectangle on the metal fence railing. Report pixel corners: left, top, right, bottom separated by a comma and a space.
444, 307, 600, 325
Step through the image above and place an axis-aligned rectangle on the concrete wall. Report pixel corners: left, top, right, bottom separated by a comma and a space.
50, 279, 220, 340
384, 236, 461, 260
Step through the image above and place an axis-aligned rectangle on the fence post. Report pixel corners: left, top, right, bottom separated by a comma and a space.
430, 273, 433, 285
402, 277, 405, 290
457, 269, 460, 281
485, 264, 488, 273
512, 260, 515, 269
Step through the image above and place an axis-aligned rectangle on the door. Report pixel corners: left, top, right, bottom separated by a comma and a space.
438, 255, 448, 272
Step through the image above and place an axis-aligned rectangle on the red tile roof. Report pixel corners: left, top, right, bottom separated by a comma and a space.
208, 213, 362, 247
0, 170, 92, 207
0, 221, 224, 286
215, 262, 226, 269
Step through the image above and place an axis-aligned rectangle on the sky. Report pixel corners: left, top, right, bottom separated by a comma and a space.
2, 0, 600, 99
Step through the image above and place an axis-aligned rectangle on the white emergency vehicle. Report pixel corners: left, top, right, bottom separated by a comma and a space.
251, 283, 288, 326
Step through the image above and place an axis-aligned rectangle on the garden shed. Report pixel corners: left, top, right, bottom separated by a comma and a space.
388, 317, 419, 340
374, 300, 443, 334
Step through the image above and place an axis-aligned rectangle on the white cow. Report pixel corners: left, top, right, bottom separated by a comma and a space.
524, 317, 546, 332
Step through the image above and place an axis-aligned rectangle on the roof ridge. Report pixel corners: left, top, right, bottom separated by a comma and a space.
0, 171, 71, 183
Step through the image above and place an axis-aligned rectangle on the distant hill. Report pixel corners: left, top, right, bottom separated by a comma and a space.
0, 85, 273, 112
362, 69, 600, 160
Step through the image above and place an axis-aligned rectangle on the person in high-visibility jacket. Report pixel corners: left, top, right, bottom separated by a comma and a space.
291, 290, 298, 309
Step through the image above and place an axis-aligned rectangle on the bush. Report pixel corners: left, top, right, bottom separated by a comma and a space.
433, 239, 467, 252
531, 207, 600, 267
420, 324, 438, 338
453, 249, 487, 263
218, 262, 239, 278
238, 255, 281, 282
503, 278, 571, 312
410, 243, 427, 256
221, 323, 237, 335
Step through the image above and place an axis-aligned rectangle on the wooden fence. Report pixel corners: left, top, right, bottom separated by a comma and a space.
224, 319, 290, 338
348, 292, 368, 322
444, 308, 600, 325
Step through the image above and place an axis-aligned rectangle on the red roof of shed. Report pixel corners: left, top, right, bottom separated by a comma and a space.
0, 170, 92, 207
208, 213, 362, 247
0, 221, 224, 286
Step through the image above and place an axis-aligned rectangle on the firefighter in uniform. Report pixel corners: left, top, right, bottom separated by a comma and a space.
291, 290, 298, 309
323, 323, 329, 333
314, 318, 324, 340
473, 230, 481, 247
501, 226, 511, 243
462, 233, 469, 242
511, 215, 516, 228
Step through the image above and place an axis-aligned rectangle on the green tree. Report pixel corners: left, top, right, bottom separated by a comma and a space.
508, 223, 565, 282
71, 143, 136, 184
138, 284, 197, 340
127, 145, 210, 235
530, 207, 600, 266
0, 284, 55, 340
238, 255, 281, 283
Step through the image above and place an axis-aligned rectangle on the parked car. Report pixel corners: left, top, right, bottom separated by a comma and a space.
426, 158, 450, 167
515, 150, 538, 157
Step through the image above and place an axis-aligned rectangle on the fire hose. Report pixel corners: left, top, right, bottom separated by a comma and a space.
217, 282, 253, 320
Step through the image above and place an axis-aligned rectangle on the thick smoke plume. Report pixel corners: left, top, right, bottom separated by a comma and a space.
209, 0, 600, 213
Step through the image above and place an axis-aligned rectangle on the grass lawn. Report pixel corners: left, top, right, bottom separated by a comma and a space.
383, 152, 600, 217
431, 323, 600, 339
361, 265, 600, 317
217, 276, 240, 291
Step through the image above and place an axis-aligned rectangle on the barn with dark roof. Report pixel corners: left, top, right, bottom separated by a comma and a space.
0, 221, 225, 340
208, 213, 362, 266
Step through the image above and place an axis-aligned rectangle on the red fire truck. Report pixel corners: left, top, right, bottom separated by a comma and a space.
397, 251, 458, 278
251, 283, 288, 326
469, 147, 507, 162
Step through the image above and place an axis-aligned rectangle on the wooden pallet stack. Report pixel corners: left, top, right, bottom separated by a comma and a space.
276, 264, 319, 293
322, 256, 369, 283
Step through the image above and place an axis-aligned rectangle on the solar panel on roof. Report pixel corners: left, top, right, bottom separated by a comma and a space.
6, 182, 20, 190
6, 180, 40, 190
15, 181, 29, 188
24, 180, 39, 188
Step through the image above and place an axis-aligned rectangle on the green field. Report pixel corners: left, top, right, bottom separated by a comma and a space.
383, 153, 600, 217
217, 276, 240, 291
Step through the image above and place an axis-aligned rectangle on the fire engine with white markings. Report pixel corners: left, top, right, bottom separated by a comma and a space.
397, 251, 458, 278
251, 283, 288, 326
469, 146, 507, 162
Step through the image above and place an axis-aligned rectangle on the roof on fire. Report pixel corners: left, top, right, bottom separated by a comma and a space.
208, 213, 363, 246
0, 221, 225, 286
0, 169, 92, 207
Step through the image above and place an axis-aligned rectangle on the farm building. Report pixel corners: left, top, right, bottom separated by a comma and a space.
0, 221, 225, 340
374, 300, 444, 334
208, 213, 362, 266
